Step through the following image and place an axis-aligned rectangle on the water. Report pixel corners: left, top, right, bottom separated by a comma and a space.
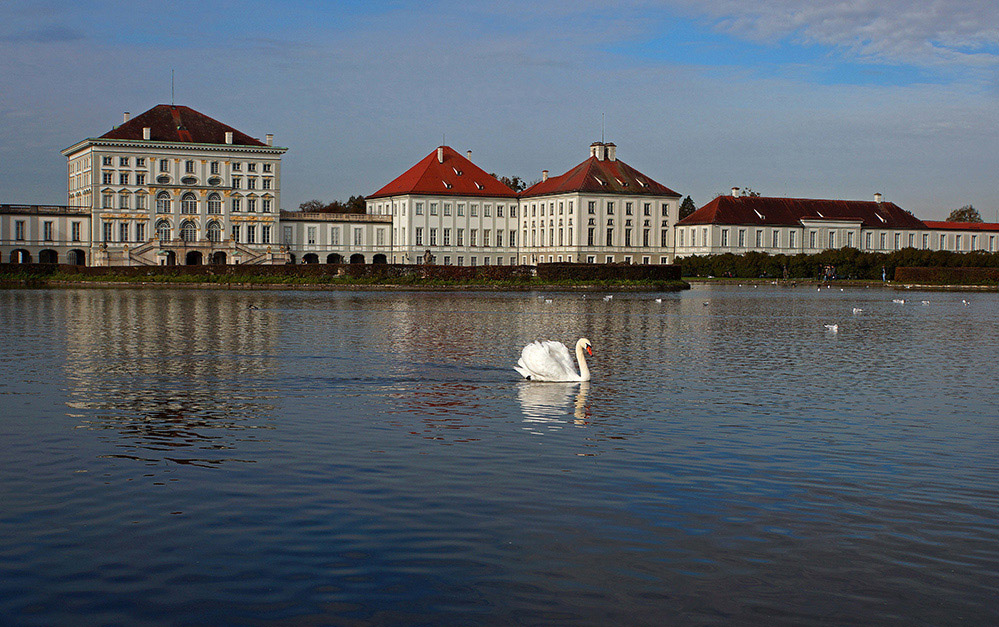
1, 286, 997, 626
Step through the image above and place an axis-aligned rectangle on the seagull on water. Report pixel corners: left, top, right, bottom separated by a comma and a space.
824, 324, 839, 333
655, 298, 663, 303
603, 295, 613, 301
852, 307, 863, 314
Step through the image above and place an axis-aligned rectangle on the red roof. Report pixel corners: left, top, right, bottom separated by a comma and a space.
923, 221, 999, 232
99, 105, 267, 146
521, 153, 680, 198
367, 146, 517, 200
678, 195, 927, 230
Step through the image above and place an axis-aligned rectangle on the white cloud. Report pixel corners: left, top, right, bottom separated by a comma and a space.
672, 0, 999, 67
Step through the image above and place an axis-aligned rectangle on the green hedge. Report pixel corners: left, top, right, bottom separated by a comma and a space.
894, 266, 999, 285
535, 262, 681, 282
679, 248, 999, 280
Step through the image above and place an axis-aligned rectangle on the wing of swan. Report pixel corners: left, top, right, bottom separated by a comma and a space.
515, 338, 592, 382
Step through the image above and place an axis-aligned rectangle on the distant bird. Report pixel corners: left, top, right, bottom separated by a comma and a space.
824, 324, 839, 333
603, 295, 613, 301
544, 299, 553, 304
852, 307, 863, 314
248, 305, 259, 310
655, 297, 663, 303
893, 299, 906, 304
921, 300, 929, 306
817, 288, 821, 292
702, 301, 709, 306
840, 288, 845, 292
962, 299, 970, 306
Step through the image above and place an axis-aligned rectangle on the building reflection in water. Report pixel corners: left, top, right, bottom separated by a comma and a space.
62, 290, 279, 468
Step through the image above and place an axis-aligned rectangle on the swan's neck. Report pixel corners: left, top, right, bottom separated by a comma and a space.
575, 344, 591, 382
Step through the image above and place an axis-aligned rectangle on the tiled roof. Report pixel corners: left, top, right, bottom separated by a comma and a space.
923, 221, 999, 232
99, 105, 267, 146
520, 154, 680, 198
678, 195, 927, 230
367, 146, 517, 200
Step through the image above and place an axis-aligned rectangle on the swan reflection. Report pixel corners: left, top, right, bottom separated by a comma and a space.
518, 382, 590, 431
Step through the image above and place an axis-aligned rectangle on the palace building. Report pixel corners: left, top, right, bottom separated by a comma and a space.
3, 103, 999, 267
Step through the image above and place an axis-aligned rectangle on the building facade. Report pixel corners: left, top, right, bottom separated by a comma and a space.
518, 142, 681, 265
61, 105, 288, 266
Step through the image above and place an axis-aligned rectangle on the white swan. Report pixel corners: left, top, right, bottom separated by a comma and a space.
515, 338, 592, 382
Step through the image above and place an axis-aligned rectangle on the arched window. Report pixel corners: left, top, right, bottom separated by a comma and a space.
156, 219, 171, 241
180, 220, 197, 242
207, 193, 222, 214
156, 192, 171, 213
206, 221, 222, 243
181, 192, 197, 214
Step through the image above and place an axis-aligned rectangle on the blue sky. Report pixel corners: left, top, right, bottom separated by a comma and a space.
2, 0, 999, 220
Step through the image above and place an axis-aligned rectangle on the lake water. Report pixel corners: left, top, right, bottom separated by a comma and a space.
1, 285, 997, 626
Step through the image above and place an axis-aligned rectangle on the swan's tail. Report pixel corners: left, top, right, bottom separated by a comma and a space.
514, 359, 532, 379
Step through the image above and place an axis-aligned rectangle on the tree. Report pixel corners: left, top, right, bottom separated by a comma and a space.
299, 199, 325, 212
679, 195, 697, 219
946, 204, 983, 223
490, 173, 528, 192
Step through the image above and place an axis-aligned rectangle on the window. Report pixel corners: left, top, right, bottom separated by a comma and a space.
136, 174, 145, 185
232, 162, 241, 172
789, 231, 796, 249
330, 227, 340, 245
103, 156, 113, 166
136, 158, 145, 167
497, 205, 504, 218
157, 220, 171, 241
232, 177, 241, 189
247, 225, 256, 244
210, 161, 220, 175
180, 221, 197, 242
738, 229, 745, 248
756, 230, 763, 248
430, 203, 438, 216
496, 230, 503, 247
102, 193, 113, 208
721, 229, 728, 247
880, 233, 887, 249
678, 230, 684, 246
588, 227, 595, 246
607, 202, 614, 215
183, 160, 194, 174
643, 229, 650, 247
136, 223, 145, 241
416, 202, 424, 215
119, 193, 129, 210
102, 221, 113, 242
626, 202, 633, 215
263, 163, 272, 173
457, 256, 464, 266
443, 228, 451, 246
119, 172, 129, 185
625, 229, 633, 246
283, 226, 293, 244
103, 171, 113, 184
922, 233, 929, 249
71, 222, 81, 242
661, 229, 668, 247
444, 203, 452, 216
848, 232, 855, 248
263, 199, 271, 213
470, 229, 477, 246
606, 228, 614, 246
119, 222, 129, 242
828, 231, 835, 249
207, 193, 221, 214
232, 197, 241, 212
262, 225, 271, 244
956, 234, 962, 250
159, 159, 169, 172
247, 198, 256, 213
307, 226, 317, 245
430, 228, 438, 246
415, 227, 423, 246
456, 203, 464, 216
354, 228, 363, 246
248, 163, 256, 172
231, 225, 240, 243
809, 231, 816, 249
207, 221, 222, 242
263, 179, 271, 190
43, 221, 53, 241
771, 230, 779, 249
443, 256, 451, 265
866, 232, 872, 249
484, 230, 490, 247
644, 203, 651, 216
510, 230, 516, 246
510, 206, 517, 218
588, 201, 596, 214
248, 178, 257, 190
181, 192, 197, 214
484, 204, 491, 217
470, 204, 478, 217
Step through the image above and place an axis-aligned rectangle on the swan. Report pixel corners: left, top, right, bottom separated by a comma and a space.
515, 338, 592, 382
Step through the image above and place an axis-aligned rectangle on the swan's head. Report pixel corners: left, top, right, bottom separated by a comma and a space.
577, 338, 592, 356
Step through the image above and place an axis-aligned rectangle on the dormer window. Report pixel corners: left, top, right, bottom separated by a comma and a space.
594, 176, 605, 185
474, 182, 484, 190
638, 180, 648, 187
443, 180, 452, 189
753, 209, 765, 220
452, 167, 462, 176
875, 213, 886, 223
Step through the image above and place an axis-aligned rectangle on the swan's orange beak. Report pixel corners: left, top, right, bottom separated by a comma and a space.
586, 346, 592, 356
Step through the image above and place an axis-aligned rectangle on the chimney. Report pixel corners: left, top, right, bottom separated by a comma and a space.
542, 170, 549, 182
142, 127, 151, 140
605, 142, 617, 161
731, 187, 740, 197
874, 192, 882, 203
466, 150, 472, 160
225, 131, 233, 144
123, 111, 130, 123
437, 146, 444, 163
265, 133, 274, 146
590, 141, 605, 160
